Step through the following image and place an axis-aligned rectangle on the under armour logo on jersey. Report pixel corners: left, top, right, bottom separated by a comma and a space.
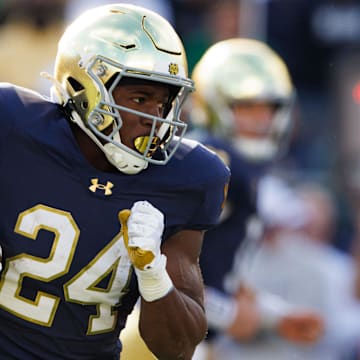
89, 178, 114, 196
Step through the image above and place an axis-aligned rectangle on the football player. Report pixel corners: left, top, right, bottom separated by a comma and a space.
190, 38, 324, 358
0, 4, 230, 360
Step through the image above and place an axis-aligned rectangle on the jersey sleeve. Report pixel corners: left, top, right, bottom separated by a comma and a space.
187, 146, 230, 230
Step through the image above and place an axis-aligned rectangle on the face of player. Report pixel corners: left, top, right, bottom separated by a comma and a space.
112, 82, 171, 152
230, 101, 276, 139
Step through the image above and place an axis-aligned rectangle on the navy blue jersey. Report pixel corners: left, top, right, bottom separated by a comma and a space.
0, 84, 230, 359
196, 133, 269, 293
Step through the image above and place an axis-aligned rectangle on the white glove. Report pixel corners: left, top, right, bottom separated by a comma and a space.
127, 201, 164, 269
118, 201, 173, 301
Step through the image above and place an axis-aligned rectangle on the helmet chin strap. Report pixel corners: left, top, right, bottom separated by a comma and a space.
70, 110, 148, 174
103, 131, 148, 174
232, 137, 277, 162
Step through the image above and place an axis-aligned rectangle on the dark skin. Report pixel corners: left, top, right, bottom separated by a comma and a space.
71, 82, 207, 359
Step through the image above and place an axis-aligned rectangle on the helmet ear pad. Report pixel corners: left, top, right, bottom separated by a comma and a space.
66, 77, 88, 112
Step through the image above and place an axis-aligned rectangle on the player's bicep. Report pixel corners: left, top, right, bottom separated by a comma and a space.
161, 230, 205, 305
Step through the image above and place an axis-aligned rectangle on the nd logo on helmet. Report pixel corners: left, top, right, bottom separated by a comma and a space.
168, 63, 179, 75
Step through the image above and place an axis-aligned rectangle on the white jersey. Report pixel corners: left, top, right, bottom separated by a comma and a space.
213, 233, 360, 360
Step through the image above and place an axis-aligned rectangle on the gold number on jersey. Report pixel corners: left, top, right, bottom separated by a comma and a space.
0, 204, 132, 334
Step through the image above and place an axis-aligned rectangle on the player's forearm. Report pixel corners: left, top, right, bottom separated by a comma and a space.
139, 290, 207, 360
119, 205, 206, 357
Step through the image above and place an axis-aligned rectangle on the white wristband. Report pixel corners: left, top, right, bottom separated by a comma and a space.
204, 287, 237, 330
135, 254, 174, 302
257, 292, 292, 330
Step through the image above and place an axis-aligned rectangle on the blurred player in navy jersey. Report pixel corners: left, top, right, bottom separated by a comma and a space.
0, 4, 230, 360
189, 38, 324, 359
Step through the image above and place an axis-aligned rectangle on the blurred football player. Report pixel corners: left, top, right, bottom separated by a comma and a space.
0, 4, 230, 360
189, 38, 324, 358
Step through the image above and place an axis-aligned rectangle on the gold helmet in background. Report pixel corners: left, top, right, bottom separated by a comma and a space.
191, 38, 295, 162
52, 4, 194, 174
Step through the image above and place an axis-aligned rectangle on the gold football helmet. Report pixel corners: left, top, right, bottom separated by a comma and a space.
191, 38, 295, 162
51, 4, 194, 174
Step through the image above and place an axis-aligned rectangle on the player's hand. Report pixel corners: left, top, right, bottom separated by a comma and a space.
119, 201, 164, 270
226, 285, 261, 341
277, 311, 324, 344
118, 201, 173, 302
